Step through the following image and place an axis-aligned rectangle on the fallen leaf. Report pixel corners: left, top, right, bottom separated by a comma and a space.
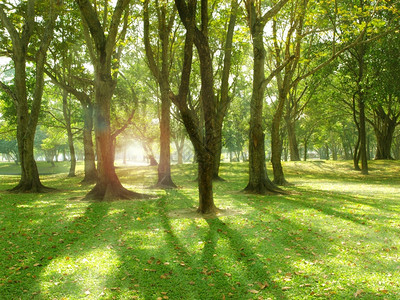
282, 287, 291, 291
224, 273, 232, 277
257, 282, 269, 289
248, 289, 259, 294
354, 289, 363, 297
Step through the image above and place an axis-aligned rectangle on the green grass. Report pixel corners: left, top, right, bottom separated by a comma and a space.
0, 160, 399, 299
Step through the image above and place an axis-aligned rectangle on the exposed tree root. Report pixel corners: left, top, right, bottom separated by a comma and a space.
212, 174, 226, 182
8, 180, 55, 193
153, 175, 177, 189
243, 180, 287, 195
196, 204, 220, 216
80, 172, 98, 184
273, 178, 292, 186
84, 182, 153, 201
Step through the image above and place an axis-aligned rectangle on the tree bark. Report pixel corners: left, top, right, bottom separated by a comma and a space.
174, 135, 185, 164
81, 102, 98, 183
77, 0, 147, 200
174, 0, 219, 214
244, 17, 281, 194
62, 90, 76, 177
271, 93, 288, 185
157, 89, 176, 186
286, 117, 300, 161
212, 0, 238, 181
143, 0, 176, 188
0, 0, 58, 192
359, 97, 368, 174
373, 109, 397, 160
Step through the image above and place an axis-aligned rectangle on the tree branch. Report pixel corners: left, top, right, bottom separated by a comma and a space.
261, 0, 290, 26
0, 80, 17, 105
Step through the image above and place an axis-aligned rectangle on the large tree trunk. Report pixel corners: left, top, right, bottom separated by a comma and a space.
77, 0, 145, 200
1, 0, 58, 192
173, 0, 221, 214
11, 56, 46, 192
86, 70, 141, 200
197, 151, 217, 214
81, 102, 98, 183
373, 112, 396, 160
244, 25, 280, 194
12, 125, 45, 192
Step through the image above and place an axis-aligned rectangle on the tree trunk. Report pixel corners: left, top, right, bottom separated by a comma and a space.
286, 117, 300, 161
1, 0, 58, 192
12, 130, 45, 192
86, 71, 143, 200
353, 134, 361, 170
62, 90, 76, 177
156, 87, 176, 188
174, 135, 185, 164
303, 138, 308, 161
77, 0, 145, 200
212, 128, 225, 181
143, 1, 176, 188
271, 93, 288, 186
197, 150, 217, 214
10, 55, 46, 192
374, 116, 396, 160
359, 98, 368, 174
81, 102, 98, 183
212, 0, 237, 181
244, 25, 281, 194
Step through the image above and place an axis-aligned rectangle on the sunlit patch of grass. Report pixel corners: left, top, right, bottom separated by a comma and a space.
1, 160, 400, 299
40, 248, 120, 299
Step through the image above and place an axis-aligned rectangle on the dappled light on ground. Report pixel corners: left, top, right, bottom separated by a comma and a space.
40, 249, 120, 299
0, 161, 399, 298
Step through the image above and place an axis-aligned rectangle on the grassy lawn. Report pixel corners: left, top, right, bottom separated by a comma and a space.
0, 160, 399, 299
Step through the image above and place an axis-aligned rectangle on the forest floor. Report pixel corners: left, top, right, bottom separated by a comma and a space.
0, 160, 399, 299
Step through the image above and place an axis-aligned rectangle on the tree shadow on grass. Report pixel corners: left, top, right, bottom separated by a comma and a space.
102, 195, 226, 299
97, 190, 289, 299
0, 197, 111, 299
33, 201, 111, 298
204, 217, 289, 299
231, 193, 400, 298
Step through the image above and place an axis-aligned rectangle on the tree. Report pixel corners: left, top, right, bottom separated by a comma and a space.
76, 0, 145, 200
367, 33, 400, 159
44, 2, 97, 180
173, 0, 229, 214
242, 0, 289, 194
210, 0, 239, 180
269, 0, 308, 184
143, 0, 177, 187
0, 0, 60, 192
